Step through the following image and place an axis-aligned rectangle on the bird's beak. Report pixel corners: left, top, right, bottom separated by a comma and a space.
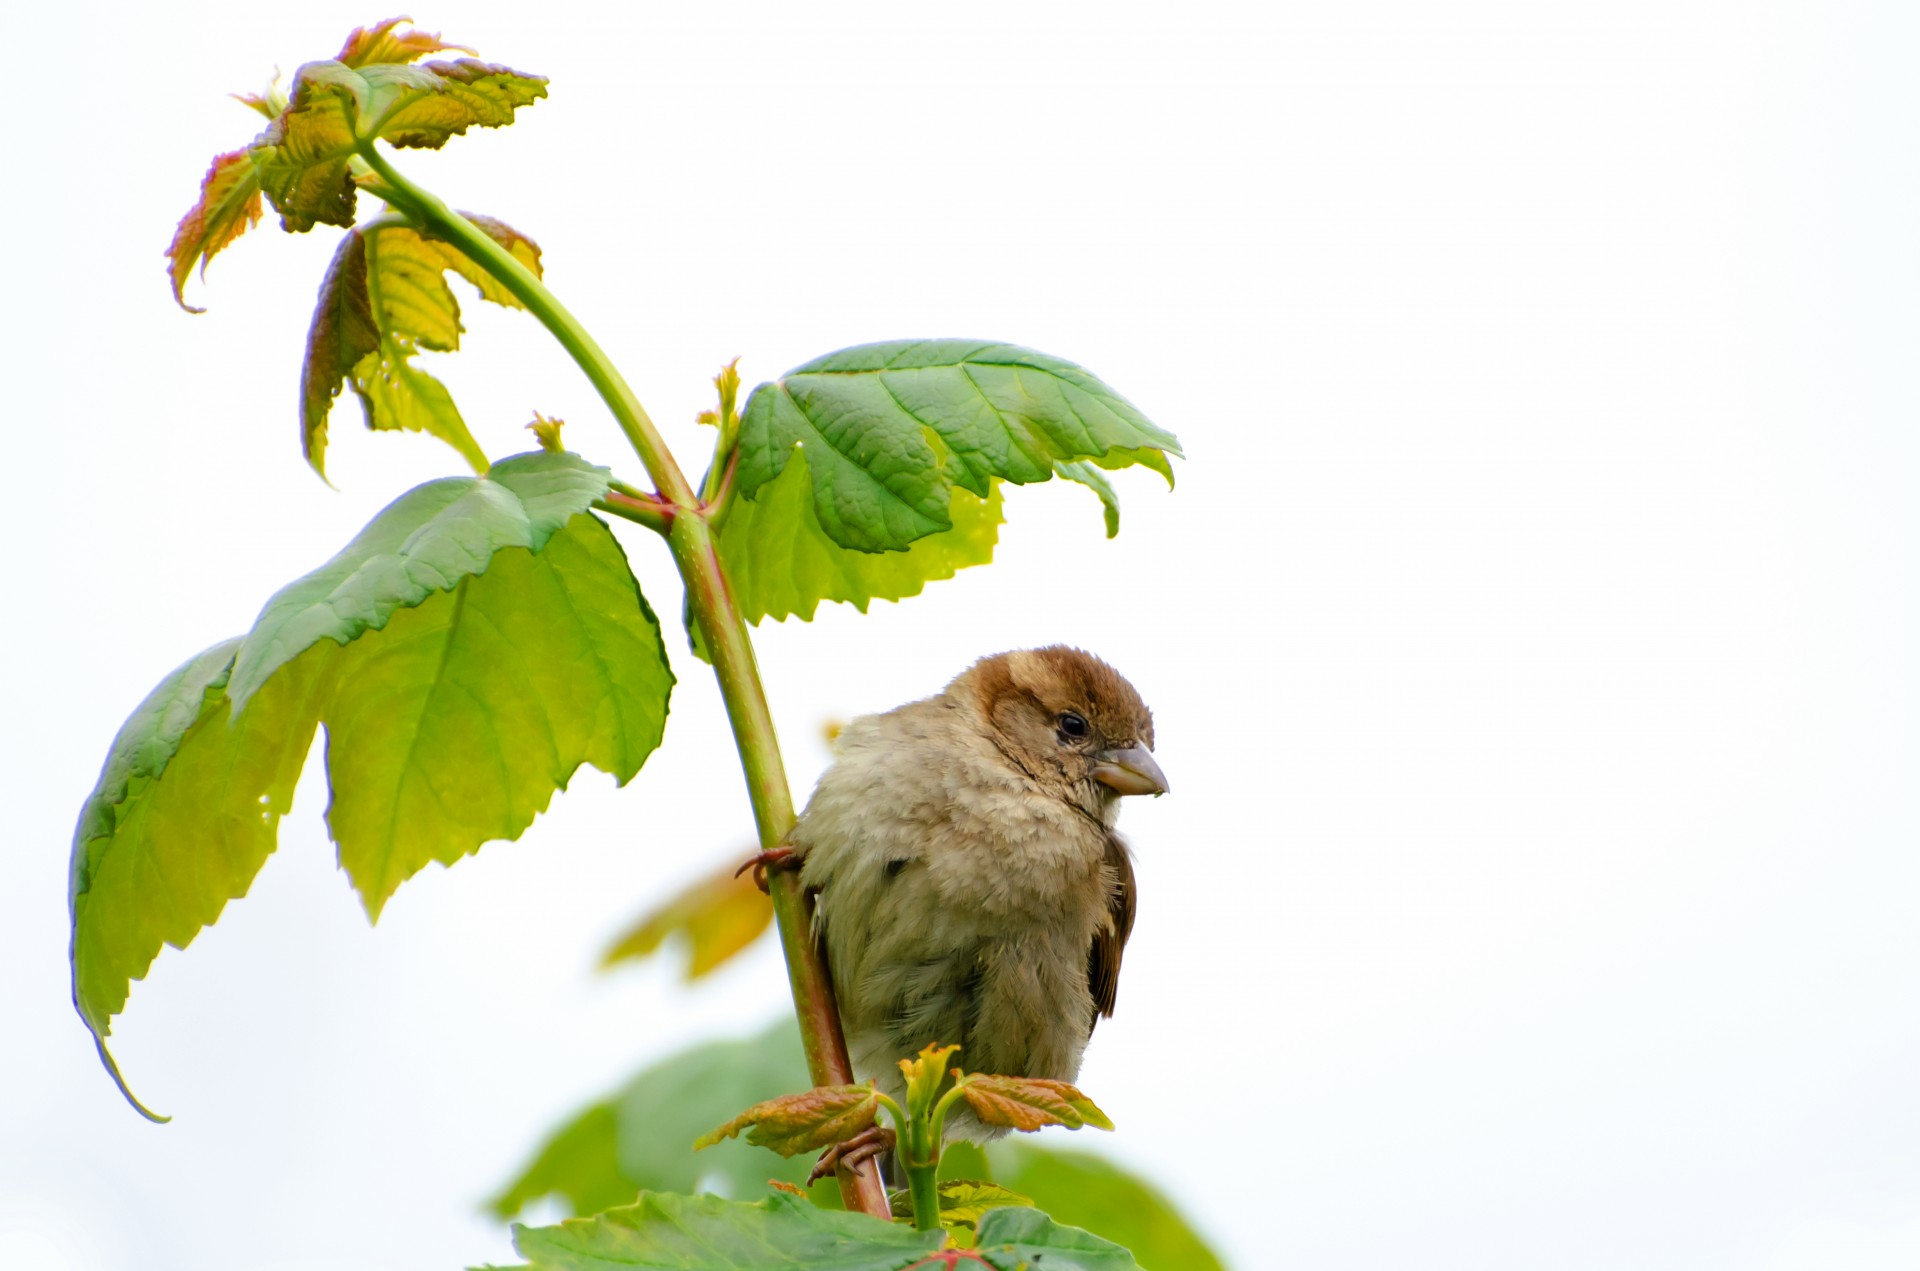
1092, 745, 1169, 796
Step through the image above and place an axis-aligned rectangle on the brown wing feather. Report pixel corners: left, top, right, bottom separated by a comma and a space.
1087, 832, 1137, 1033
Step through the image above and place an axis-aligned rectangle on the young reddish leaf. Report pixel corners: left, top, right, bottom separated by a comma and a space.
598, 856, 773, 980
335, 17, 474, 68
957, 1076, 1114, 1134
694, 1084, 879, 1157
249, 59, 546, 232
302, 215, 538, 476
165, 149, 263, 312
302, 229, 380, 474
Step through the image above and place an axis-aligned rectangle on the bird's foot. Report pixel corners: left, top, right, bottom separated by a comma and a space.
805, 1123, 894, 1185
735, 846, 798, 894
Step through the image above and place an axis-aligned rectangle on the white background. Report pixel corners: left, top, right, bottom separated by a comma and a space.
4, 3, 1916, 1268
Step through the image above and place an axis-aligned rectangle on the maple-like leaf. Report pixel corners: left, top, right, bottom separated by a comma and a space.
695, 1085, 881, 1157
164, 150, 264, 311
957, 1075, 1114, 1134
335, 16, 474, 68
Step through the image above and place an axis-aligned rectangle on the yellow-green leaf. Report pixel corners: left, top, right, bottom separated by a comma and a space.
599, 858, 773, 980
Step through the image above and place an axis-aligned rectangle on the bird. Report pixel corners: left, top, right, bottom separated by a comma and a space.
781, 646, 1167, 1179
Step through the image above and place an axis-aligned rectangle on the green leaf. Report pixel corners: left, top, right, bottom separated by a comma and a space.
695, 1084, 878, 1157
250, 58, 546, 232
888, 1180, 1033, 1230
302, 216, 546, 477
490, 1021, 821, 1216
504, 1192, 943, 1271
70, 453, 673, 1099
1054, 461, 1121, 538
983, 1145, 1225, 1271
165, 149, 264, 312
227, 451, 614, 712
972, 1208, 1140, 1271
735, 340, 1179, 554
717, 450, 1003, 626
487, 1103, 640, 1223
69, 640, 333, 1117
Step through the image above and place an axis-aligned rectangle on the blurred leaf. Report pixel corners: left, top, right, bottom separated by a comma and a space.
972, 1207, 1139, 1271
302, 215, 544, 477
487, 1103, 637, 1222
165, 149, 263, 311
599, 859, 772, 980
500, 1192, 942, 1271
489, 1021, 825, 1217
958, 1074, 1112, 1133
72, 454, 674, 1105
984, 1144, 1224, 1271
735, 340, 1179, 553
250, 57, 546, 231
695, 1085, 878, 1157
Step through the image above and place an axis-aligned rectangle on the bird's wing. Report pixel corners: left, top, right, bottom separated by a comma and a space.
1087, 832, 1136, 1031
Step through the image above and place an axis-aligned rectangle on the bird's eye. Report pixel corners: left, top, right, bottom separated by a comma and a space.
1057, 711, 1090, 739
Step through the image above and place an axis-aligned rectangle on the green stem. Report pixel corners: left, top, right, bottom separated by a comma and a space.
360, 147, 890, 1219
358, 146, 697, 506
904, 1153, 942, 1232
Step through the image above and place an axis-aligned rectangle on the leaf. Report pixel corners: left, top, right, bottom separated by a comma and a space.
983, 1144, 1225, 1271
503, 1192, 943, 1271
735, 340, 1180, 554
486, 1103, 639, 1223
972, 1208, 1140, 1271
958, 1075, 1113, 1133
717, 451, 1003, 626
165, 149, 265, 312
250, 58, 546, 231
335, 17, 474, 68
901, 1043, 962, 1119
599, 858, 773, 980
302, 216, 544, 476
1054, 461, 1121, 538
695, 1085, 878, 1157
488, 1021, 822, 1217
227, 451, 616, 712
69, 641, 334, 1117
70, 453, 674, 1094
888, 1180, 1033, 1230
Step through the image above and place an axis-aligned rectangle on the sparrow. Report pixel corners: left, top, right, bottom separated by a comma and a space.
787, 646, 1167, 1172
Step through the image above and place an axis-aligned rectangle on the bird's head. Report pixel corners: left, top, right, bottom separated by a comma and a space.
956, 646, 1167, 821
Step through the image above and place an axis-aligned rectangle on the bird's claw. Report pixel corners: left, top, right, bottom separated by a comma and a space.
735, 846, 798, 894
806, 1124, 894, 1185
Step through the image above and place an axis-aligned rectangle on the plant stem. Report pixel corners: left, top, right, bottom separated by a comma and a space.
904, 1154, 942, 1232
358, 147, 697, 506
362, 146, 890, 1219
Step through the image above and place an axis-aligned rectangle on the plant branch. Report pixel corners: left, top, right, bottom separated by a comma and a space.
357, 146, 698, 507
667, 513, 893, 1218
355, 146, 889, 1219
